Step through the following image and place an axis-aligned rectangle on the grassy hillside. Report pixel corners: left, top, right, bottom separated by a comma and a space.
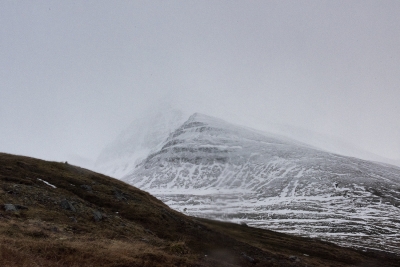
0, 152, 398, 266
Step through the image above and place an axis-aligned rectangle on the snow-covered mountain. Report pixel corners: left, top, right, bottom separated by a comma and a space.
95, 107, 188, 178
251, 122, 400, 168
118, 113, 400, 255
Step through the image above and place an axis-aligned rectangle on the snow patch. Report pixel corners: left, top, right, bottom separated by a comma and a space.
37, 178, 57, 188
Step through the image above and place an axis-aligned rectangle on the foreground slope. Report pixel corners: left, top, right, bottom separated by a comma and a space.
122, 113, 400, 255
1, 153, 399, 266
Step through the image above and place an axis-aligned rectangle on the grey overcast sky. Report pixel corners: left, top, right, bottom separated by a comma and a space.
1, 1, 399, 168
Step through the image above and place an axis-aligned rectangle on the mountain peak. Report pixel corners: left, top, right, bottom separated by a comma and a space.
95, 107, 189, 178
186, 112, 225, 125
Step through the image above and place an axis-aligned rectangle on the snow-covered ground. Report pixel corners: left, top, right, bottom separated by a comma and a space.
153, 189, 400, 255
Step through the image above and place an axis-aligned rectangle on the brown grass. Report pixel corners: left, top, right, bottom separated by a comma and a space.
0, 235, 192, 267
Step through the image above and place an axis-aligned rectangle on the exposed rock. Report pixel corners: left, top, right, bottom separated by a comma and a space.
3, 204, 28, 211
60, 200, 76, 212
113, 188, 127, 201
289, 255, 299, 262
93, 210, 102, 222
4, 204, 17, 212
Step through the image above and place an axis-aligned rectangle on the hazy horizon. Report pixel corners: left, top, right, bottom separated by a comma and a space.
1, 1, 399, 169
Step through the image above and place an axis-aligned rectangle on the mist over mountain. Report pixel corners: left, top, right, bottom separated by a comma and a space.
255, 122, 400, 168
95, 106, 189, 178
96, 103, 400, 179
97, 111, 400, 255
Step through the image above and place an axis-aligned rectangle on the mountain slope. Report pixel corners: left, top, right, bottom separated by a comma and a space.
122, 113, 400, 255
3, 152, 398, 266
248, 121, 400, 168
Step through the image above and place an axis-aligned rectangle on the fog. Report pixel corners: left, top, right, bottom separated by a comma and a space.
1, 1, 399, 169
